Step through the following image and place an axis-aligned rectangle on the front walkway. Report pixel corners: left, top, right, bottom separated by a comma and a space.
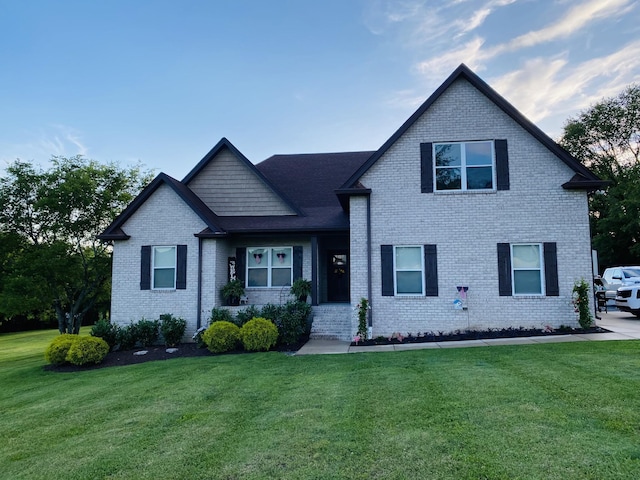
296, 309, 640, 355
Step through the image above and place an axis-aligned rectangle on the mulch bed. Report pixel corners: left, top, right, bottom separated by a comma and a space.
350, 326, 610, 347
44, 341, 306, 373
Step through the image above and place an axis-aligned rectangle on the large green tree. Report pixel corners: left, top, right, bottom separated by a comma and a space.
0, 156, 151, 333
560, 84, 640, 268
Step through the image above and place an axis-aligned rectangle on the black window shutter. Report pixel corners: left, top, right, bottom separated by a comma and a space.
381, 245, 394, 296
235, 248, 246, 286
497, 243, 512, 296
424, 244, 438, 296
420, 143, 433, 193
293, 246, 303, 281
543, 242, 559, 296
176, 245, 187, 289
495, 139, 510, 191
140, 246, 151, 290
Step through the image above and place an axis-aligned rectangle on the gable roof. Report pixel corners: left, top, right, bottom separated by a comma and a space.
196, 151, 374, 234
340, 63, 606, 191
97, 172, 226, 240
182, 137, 304, 216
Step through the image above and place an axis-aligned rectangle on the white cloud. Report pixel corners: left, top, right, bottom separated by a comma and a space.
495, 0, 634, 55
0, 124, 89, 167
490, 39, 640, 135
411, 0, 636, 83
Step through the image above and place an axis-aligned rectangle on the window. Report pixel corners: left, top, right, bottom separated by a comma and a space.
434, 141, 495, 191
395, 246, 425, 295
247, 247, 293, 287
382, 244, 438, 297
152, 246, 176, 289
511, 244, 544, 295
140, 245, 186, 291
498, 242, 558, 297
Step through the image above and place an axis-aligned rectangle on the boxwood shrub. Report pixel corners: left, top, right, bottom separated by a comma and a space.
240, 317, 278, 352
90, 318, 119, 351
136, 318, 160, 348
203, 321, 240, 353
159, 314, 186, 347
44, 334, 78, 365
66, 336, 110, 366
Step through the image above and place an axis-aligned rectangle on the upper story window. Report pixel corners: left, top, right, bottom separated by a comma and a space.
247, 247, 293, 287
434, 141, 495, 191
152, 246, 177, 289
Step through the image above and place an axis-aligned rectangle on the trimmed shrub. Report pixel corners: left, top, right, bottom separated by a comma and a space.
271, 301, 312, 346
240, 317, 278, 352
44, 334, 77, 365
90, 318, 118, 351
203, 321, 240, 353
235, 305, 260, 327
136, 318, 160, 348
160, 314, 187, 347
66, 336, 109, 366
210, 307, 234, 324
116, 323, 138, 351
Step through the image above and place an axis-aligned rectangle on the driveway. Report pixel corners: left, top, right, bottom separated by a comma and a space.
596, 308, 640, 339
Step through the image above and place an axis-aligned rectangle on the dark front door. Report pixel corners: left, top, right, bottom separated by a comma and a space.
327, 250, 349, 302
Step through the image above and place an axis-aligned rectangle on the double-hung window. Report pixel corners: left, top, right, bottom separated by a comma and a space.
434, 141, 495, 191
511, 244, 544, 295
247, 247, 293, 287
394, 246, 425, 295
498, 242, 558, 297
152, 246, 177, 289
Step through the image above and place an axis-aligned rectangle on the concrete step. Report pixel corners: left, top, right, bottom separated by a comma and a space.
310, 304, 353, 341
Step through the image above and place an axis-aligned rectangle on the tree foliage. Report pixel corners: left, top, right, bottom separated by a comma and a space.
560, 85, 640, 268
0, 156, 151, 333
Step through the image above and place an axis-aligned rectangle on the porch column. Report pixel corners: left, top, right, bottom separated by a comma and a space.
311, 235, 318, 306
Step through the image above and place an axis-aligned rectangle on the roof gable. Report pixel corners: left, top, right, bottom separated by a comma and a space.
98, 173, 225, 240
341, 64, 605, 190
183, 138, 303, 216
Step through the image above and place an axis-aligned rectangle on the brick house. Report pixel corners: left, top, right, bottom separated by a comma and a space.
99, 64, 605, 341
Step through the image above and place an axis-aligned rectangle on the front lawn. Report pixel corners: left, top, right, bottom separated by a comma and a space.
1, 329, 640, 479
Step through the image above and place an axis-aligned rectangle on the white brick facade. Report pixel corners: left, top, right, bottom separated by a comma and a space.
105, 68, 600, 343
110, 190, 314, 337
349, 78, 593, 337
110, 184, 206, 339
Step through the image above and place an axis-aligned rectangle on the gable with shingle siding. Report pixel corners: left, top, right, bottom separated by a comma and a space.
186, 148, 297, 216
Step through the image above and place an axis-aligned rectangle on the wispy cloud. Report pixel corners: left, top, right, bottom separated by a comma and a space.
494, 0, 634, 54
413, 0, 635, 82
0, 124, 89, 167
491, 39, 640, 134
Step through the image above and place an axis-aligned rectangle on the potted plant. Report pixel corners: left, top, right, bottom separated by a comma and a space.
290, 278, 312, 303
221, 279, 245, 306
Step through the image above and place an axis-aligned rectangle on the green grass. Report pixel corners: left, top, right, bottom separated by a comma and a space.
2, 330, 640, 479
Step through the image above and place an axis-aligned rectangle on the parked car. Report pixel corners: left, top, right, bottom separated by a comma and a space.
615, 285, 640, 317
600, 266, 640, 299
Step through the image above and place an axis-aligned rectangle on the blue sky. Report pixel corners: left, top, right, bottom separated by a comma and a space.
1, 0, 639, 179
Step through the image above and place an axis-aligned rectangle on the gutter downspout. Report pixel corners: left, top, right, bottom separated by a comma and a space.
196, 236, 203, 329
367, 194, 373, 337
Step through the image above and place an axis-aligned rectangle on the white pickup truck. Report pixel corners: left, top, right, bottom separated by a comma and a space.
601, 266, 640, 300
615, 285, 640, 317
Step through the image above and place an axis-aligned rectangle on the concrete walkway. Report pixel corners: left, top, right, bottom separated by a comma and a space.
295, 309, 640, 355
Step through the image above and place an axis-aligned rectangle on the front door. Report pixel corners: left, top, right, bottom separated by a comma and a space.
327, 250, 349, 302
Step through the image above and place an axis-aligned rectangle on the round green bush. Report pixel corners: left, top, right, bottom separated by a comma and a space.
66, 336, 110, 366
240, 317, 278, 352
203, 321, 240, 353
44, 334, 78, 365
160, 314, 187, 347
